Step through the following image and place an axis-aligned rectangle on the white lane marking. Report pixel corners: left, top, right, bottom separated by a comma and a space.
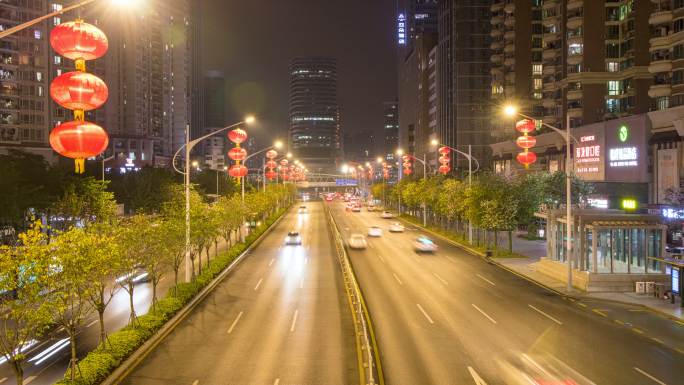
273, 378, 280, 385
416, 303, 434, 324
227, 311, 244, 334
254, 278, 263, 291
393, 273, 403, 286
472, 304, 497, 324
476, 274, 495, 286
468, 366, 488, 385
86, 319, 98, 328
192, 381, 199, 385
269, 258, 275, 267
290, 310, 299, 332
528, 304, 563, 325
24, 376, 36, 384
634, 367, 667, 385
433, 272, 448, 285
0, 378, 7, 384
377, 254, 386, 263
300, 278, 304, 289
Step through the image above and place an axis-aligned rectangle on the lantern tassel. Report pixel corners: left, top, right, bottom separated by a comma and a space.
75, 58, 86, 72
75, 158, 85, 174
74, 109, 85, 122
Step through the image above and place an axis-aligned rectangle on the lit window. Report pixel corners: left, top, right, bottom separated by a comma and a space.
54, 56, 61, 65
34, 30, 41, 39
534, 78, 542, 90
36, 72, 42, 81
532, 64, 542, 76
606, 62, 619, 72
607, 80, 621, 95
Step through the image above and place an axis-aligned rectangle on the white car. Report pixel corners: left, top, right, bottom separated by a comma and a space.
285, 231, 302, 245
298, 205, 307, 214
348, 234, 368, 249
388, 222, 405, 233
413, 236, 438, 252
368, 226, 383, 237
380, 211, 393, 219
351, 206, 361, 212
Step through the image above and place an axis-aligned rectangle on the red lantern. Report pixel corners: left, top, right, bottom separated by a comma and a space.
50, 71, 108, 111
403, 168, 413, 175
439, 165, 451, 175
228, 128, 247, 144
402, 155, 410, 162
228, 147, 247, 161
266, 150, 278, 159
229, 164, 248, 178
439, 155, 451, 164
265, 171, 277, 180
49, 121, 109, 173
403, 161, 412, 168
50, 21, 108, 70
516, 151, 537, 168
516, 135, 537, 149
282, 174, 290, 181
280, 159, 289, 166
266, 160, 277, 169
515, 119, 536, 134
438, 146, 450, 155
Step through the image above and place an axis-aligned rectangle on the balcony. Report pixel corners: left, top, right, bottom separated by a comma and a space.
567, 89, 583, 100
504, 30, 515, 41
504, 57, 516, 67
542, 32, 558, 44
491, 54, 503, 64
650, 34, 671, 51
542, 15, 558, 27
542, 49, 559, 60
567, 0, 583, 11
567, 53, 583, 65
649, 59, 672, 73
490, 2, 504, 12
567, 107, 583, 119
505, 72, 516, 83
490, 41, 503, 50
491, 67, 503, 75
567, 35, 583, 46
543, 115, 559, 125
504, 2, 515, 14
543, 64, 556, 76
504, 43, 515, 53
491, 14, 504, 25
567, 16, 583, 30
649, 10, 673, 26
542, 0, 558, 11
648, 84, 672, 98
491, 28, 503, 38
542, 99, 557, 108
504, 16, 515, 28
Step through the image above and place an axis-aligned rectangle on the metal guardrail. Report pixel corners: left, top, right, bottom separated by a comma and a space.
324, 204, 384, 385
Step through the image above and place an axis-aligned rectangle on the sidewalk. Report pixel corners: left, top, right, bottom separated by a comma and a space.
492, 235, 684, 321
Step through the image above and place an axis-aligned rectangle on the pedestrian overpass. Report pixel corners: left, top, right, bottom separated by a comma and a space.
293, 173, 358, 189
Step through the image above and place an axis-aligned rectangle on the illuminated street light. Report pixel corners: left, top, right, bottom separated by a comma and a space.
274, 140, 283, 149
286, 152, 293, 158
503, 104, 518, 117
396, 148, 404, 156
376, 157, 383, 164
245, 115, 256, 124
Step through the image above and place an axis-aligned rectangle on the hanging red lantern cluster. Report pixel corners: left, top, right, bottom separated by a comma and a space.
515, 119, 537, 168
228, 128, 249, 182
402, 155, 413, 176
438, 146, 451, 175
49, 20, 109, 173
382, 162, 390, 179
265, 149, 278, 181
279, 159, 289, 181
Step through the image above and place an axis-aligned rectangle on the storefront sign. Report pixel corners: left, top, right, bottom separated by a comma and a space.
622, 198, 637, 210
605, 116, 649, 183
588, 198, 609, 209
574, 123, 605, 181
657, 148, 679, 204
397, 14, 407, 45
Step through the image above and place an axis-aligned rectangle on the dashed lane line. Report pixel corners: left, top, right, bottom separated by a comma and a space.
433, 273, 448, 285
393, 273, 403, 286
376, 254, 386, 263
273, 379, 280, 385
269, 258, 275, 267
472, 304, 497, 325
592, 309, 608, 317
254, 278, 263, 291
467, 366, 488, 385
632, 327, 645, 334
24, 377, 37, 384
0, 378, 7, 384
528, 304, 563, 325
476, 274, 495, 286
191, 381, 199, 385
416, 303, 434, 324
290, 310, 299, 332
227, 311, 244, 334
633, 367, 667, 385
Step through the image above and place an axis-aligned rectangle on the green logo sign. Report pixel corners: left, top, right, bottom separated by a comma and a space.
618, 125, 629, 142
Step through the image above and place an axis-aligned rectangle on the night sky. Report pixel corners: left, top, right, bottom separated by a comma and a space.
201, 0, 398, 153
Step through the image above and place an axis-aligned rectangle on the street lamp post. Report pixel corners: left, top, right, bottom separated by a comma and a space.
101, 154, 115, 182
172, 118, 254, 283
430, 141, 480, 244
397, 150, 429, 226
504, 104, 574, 292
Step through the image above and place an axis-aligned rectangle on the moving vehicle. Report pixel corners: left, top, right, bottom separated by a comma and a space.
285, 231, 302, 245
298, 205, 307, 214
367, 205, 376, 212
381, 211, 393, 219
368, 226, 383, 237
413, 236, 438, 252
351, 206, 361, 212
348, 234, 368, 249
388, 222, 405, 233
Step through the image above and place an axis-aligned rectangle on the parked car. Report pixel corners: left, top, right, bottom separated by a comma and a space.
348, 234, 368, 249
381, 211, 393, 219
285, 231, 302, 245
388, 222, 405, 233
413, 236, 438, 252
367, 205, 376, 212
368, 226, 383, 237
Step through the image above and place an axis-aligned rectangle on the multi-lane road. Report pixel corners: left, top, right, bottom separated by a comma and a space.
120, 202, 358, 385
330, 202, 683, 385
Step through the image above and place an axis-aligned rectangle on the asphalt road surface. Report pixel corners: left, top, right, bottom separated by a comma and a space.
330, 202, 683, 385
120, 202, 358, 385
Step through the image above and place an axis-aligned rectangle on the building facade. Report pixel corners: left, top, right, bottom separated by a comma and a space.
202, 70, 226, 170
289, 57, 340, 174
383, 100, 399, 180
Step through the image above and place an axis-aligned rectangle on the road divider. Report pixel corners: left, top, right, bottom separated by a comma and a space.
325, 204, 384, 385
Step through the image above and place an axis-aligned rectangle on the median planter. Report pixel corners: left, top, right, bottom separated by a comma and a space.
55, 206, 290, 385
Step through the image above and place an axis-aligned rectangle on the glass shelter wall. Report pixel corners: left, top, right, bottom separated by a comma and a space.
592, 228, 662, 274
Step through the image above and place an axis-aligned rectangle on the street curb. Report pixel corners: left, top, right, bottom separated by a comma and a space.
394, 214, 684, 322
101, 206, 291, 385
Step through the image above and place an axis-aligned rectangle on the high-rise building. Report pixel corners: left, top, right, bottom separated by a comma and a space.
437, 0, 492, 170
202, 70, 226, 170
190, 0, 205, 146
289, 57, 340, 173
489, 0, 544, 140
383, 100, 399, 180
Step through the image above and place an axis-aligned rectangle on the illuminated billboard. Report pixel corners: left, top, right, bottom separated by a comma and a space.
573, 123, 605, 181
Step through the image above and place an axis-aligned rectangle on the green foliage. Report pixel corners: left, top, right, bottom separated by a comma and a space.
51, 178, 118, 230
106, 167, 179, 215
